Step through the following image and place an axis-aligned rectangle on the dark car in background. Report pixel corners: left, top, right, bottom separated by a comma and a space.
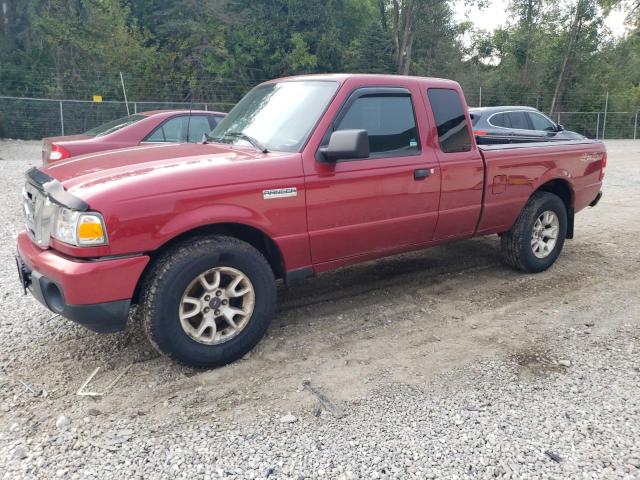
469, 106, 585, 145
42, 110, 225, 165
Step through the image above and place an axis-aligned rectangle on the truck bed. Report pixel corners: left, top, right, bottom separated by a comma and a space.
476, 139, 606, 236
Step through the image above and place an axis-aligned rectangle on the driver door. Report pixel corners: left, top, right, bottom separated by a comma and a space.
303, 86, 440, 265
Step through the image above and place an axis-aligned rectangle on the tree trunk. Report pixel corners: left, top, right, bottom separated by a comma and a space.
549, 0, 584, 115
388, 0, 420, 75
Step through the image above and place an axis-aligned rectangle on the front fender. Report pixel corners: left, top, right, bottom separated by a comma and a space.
157, 203, 276, 241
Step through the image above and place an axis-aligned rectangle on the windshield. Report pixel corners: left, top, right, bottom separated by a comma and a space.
209, 80, 339, 152
84, 114, 146, 137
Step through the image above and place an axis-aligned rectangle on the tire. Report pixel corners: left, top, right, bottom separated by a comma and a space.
140, 235, 276, 368
500, 191, 567, 273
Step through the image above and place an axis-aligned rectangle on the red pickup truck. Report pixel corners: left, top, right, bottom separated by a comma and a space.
16, 74, 605, 367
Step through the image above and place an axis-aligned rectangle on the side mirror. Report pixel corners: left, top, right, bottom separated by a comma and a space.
320, 129, 369, 162
556, 124, 565, 132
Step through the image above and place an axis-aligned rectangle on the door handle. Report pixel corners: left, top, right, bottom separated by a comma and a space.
414, 168, 431, 180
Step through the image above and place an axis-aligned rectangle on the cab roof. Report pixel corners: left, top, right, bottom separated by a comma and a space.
140, 109, 225, 117
263, 73, 461, 89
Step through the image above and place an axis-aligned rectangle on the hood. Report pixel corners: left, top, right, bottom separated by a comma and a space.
41, 142, 287, 204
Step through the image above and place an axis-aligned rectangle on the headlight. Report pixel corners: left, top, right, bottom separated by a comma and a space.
52, 207, 107, 246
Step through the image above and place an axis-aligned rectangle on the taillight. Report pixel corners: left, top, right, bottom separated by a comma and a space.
474, 130, 488, 136
49, 144, 70, 162
599, 153, 607, 181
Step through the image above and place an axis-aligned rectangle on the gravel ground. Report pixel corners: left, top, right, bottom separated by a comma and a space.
0, 139, 639, 479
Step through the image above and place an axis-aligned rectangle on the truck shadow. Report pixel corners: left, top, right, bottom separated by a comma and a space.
277, 236, 502, 316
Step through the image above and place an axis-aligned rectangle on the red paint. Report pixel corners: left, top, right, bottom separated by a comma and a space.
17, 231, 149, 304
19, 74, 605, 306
42, 110, 225, 166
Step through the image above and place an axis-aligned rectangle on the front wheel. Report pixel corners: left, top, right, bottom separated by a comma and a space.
140, 235, 276, 368
500, 191, 567, 273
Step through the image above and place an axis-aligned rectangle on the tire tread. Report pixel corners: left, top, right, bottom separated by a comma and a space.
500, 191, 566, 273
139, 235, 275, 367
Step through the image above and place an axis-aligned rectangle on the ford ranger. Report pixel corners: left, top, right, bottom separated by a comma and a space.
16, 74, 606, 367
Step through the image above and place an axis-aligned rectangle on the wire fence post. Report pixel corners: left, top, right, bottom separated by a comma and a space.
602, 91, 609, 140
557, 112, 560, 124
479, 86, 482, 107
59, 101, 64, 136
634, 111, 638, 140
204, 103, 208, 111
595, 112, 600, 139
134, 102, 137, 114
119, 71, 130, 116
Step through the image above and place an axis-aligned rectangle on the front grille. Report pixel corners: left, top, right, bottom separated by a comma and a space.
22, 182, 55, 248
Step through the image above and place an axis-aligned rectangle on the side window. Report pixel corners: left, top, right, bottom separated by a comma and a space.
333, 94, 420, 156
162, 116, 187, 142
186, 115, 212, 142
145, 125, 166, 142
208, 115, 223, 130
146, 116, 188, 142
427, 88, 472, 153
490, 112, 510, 128
529, 112, 556, 131
507, 111, 529, 130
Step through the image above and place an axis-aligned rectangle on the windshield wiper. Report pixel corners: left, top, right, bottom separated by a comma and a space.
202, 131, 269, 153
223, 131, 269, 153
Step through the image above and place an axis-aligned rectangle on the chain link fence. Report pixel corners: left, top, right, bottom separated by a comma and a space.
0, 96, 234, 140
0, 94, 638, 141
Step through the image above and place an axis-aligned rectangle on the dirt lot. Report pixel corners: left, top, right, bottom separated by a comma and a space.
0, 139, 639, 479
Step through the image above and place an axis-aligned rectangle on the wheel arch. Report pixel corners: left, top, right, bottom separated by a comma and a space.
132, 222, 286, 304
533, 178, 575, 239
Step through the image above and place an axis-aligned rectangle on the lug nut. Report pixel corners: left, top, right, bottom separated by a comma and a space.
204, 295, 211, 301
203, 307, 210, 313
215, 290, 222, 297
214, 309, 221, 316
222, 300, 228, 305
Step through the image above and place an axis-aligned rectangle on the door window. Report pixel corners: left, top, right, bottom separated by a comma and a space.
427, 88, 472, 153
506, 111, 529, 130
332, 94, 420, 156
490, 112, 509, 128
528, 112, 557, 131
146, 116, 188, 142
208, 115, 224, 129
186, 115, 213, 142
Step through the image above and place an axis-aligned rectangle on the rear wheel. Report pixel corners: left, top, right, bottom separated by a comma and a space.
501, 191, 567, 273
141, 235, 276, 368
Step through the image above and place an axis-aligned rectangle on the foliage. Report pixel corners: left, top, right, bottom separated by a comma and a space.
0, 0, 637, 121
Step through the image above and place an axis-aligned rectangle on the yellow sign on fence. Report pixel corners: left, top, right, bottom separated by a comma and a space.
92, 95, 103, 103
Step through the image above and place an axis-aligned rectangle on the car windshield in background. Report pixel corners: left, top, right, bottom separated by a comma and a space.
84, 114, 146, 137
209, 80, 339, 153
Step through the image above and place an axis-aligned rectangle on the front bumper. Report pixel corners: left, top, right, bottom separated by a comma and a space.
16, 231, 149, 333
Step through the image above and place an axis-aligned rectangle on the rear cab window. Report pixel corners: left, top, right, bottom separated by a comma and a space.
427, 88, 472, 153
